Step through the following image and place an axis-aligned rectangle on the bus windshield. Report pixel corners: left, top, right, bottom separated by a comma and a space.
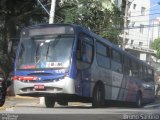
17, 34, 74, 69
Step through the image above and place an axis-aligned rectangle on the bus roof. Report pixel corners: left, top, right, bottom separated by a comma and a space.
23, 23, 153, 69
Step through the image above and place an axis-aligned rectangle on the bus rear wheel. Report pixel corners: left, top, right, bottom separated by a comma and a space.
92, 83, 105, 108
45, 96, 55, 108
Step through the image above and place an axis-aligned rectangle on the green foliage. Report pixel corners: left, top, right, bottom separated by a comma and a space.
150, 38, 160, 59
0, 0, 48, 79
61, 0, 123, 44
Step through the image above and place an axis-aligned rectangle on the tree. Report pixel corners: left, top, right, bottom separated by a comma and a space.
60, 0, 123, 44
150, 38, 160, 59
0, 0, 49, 79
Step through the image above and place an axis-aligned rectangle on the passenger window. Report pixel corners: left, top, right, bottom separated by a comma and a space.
124, 56, 131, 76
96, 41, 110, 69
82, 42, 93, 63
144, 67, 148, 76
76, 33, 93, 70
148, 69, 153, 76
147, 68, 154, 81
112, 50, 122, 63
131, 61, 139, 77
111, 50, 122, 73
139, 65, 143, 78
96, 42, 109, 57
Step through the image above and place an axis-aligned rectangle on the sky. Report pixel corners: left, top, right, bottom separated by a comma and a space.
150, 0, 160, 20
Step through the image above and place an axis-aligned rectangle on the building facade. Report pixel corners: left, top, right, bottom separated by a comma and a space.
122, 0, 156, 64
150, 17, 160, 43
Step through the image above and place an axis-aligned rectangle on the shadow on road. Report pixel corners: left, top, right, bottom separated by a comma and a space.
4, 96, 159, 109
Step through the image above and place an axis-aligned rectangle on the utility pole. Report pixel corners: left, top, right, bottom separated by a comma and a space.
49, 0, 56, 24
37, 0, 56, 24
122, 0, 129, 50
39, 0, 56, 105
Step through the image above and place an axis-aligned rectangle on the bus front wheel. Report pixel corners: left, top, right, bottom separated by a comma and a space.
45, 96, 55, 108
92, 83, 105, 108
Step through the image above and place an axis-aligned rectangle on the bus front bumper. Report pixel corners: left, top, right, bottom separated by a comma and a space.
13, 77, 75, 97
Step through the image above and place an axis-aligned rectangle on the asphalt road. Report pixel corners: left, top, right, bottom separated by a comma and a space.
0, 96, 160, 120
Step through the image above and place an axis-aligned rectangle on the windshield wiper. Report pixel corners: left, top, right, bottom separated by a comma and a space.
45, 36, 60, 61
46, 42, 50, 60
35, 44, 40, 64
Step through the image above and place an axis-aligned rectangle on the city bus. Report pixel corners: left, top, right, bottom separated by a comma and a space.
12, 24, 155, 108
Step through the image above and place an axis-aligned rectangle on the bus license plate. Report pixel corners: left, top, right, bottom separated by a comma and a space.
34, 84, 45, 90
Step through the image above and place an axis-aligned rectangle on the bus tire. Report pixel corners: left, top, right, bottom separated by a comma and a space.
45, 96, 55, 108
135, 92, 142, 108
92, 83, 105, 108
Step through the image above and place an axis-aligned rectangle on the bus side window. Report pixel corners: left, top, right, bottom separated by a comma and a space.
131, 61, 139, 77
82, 42, 93, 63
76, 37, 82, 60
139, 65, 143, 78
111, 49, 122, 73
148, 68, 154, 81
123, 56, 131, 76
76, 33, 93, 69
96, 41, 110, 69
143, 67, 148, 79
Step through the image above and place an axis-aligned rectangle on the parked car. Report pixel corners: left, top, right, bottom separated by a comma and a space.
0, 70, 12, 107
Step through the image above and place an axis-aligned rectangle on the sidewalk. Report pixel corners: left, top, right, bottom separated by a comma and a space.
0, 95, 39, 110
6, 95, 38, 100
5, 95, 39, 107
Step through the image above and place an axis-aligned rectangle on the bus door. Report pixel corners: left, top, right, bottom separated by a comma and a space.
75, 33, 94, 97
142, 67, 155, 101
111, 49, 123, 101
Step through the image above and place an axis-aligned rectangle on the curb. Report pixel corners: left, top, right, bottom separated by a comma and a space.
144, 103, 160, 108
15, 95, 38, 99
0, 106, 14, 110
6, 95, 38, 100
144, 98, 160, 108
